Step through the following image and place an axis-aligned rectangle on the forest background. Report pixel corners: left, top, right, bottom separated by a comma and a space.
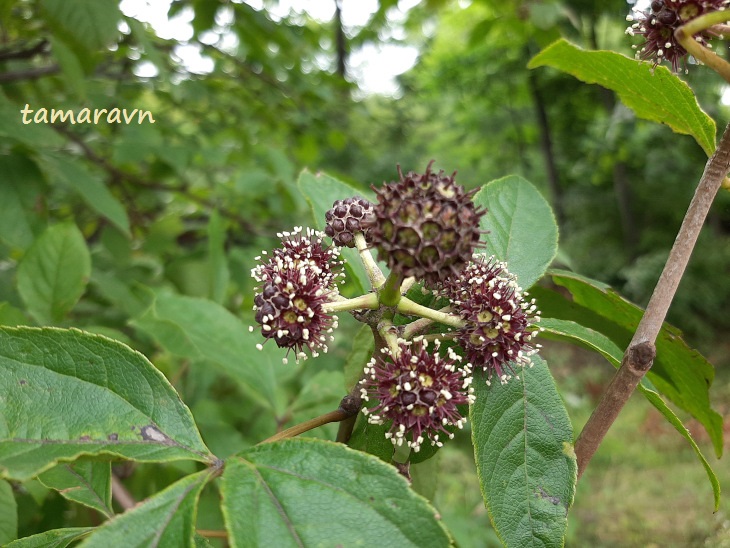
1, 0, 729, 545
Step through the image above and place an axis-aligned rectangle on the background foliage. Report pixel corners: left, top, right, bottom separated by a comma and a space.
1, 0, 729, 545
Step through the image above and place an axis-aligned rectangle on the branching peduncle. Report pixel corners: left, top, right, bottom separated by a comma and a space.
323, 292, 379, 313
397, 297, 465, 329
675, 11, 730, 82
574, 119, 730, 478
354, 232, 386, 288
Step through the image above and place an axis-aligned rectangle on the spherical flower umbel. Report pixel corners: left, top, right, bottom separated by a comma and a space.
360, 337, 475, 452
251, 227, 343, 363
369, 161, 486, 288
324, 197, 375, 248
444, 255, 541, 385
626, 0, 730, 72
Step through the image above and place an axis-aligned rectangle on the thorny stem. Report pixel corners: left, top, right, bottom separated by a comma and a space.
397, 297, 465, 329
354, 232, 386, 288
575, 120, 730, 478
675, 10, 730, 82
323, 292, 378, 313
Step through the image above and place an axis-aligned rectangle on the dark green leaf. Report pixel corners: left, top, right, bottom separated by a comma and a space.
132, 291, 282, 412
347, 415, 395, 463
207, 211, 229, 304
343, 324, 374, 391
78, 469, 213, 548
0, 479, 17, 545
49, 37, 86, 99
473, 175, 558, 289
528, 39, 716, 155
297, 169, 378, 293
17, 223, 91, 324
540, 317, 721, 511
41, 0, 121, 51
38, 459, 113, 518
547, 270, 723, 457
6, 528, 92, 548
0, 153, 44, 250
40, 154, 130, 237
221, 439, 449, 547
0, 327, 214, 481
470, 355, 576, 547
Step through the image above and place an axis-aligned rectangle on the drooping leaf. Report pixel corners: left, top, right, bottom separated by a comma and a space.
470, 355, 576, 547
38, 459, 113, 518
297, 169, 378, 294
528, 39, 716, 156
17, 223, 91, 324
6, 528, 92, 548
207, 210, 229, 304
544, 270, 723, 458
540, 317, 721, 511
221, 438, 450, 547
0, 327, 214, 481
473, 175, 558, 289
39, 154, 130, 237
0, 479, 17, 545
132, 291, 282, 413
78, 469, 213, 548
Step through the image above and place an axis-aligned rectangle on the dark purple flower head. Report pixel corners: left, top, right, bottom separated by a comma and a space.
324, 197, 375, 248
251, 227, 343, 363
444, 255, 541, 385
360, 337, 475, 452
626, 0, 730, 72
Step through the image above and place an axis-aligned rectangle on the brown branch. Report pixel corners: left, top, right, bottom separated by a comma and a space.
0, 64, 58, 83
0, 39, 49, 61
52, 126, 260, 234
259, 409, 350, 444
111, 474, 136, 511
574, 120, 730, 478
197, 529, 228, 539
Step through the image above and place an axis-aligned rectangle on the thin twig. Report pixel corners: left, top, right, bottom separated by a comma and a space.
0, 64, 58, 83
197, 530, 228, 539
111, 474, 136, 511
574, 120, 730, 478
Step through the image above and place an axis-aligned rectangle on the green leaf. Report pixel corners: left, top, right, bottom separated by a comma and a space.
297, 169, 377, 294
546, 270, 723, 457
49, 37, 86, 99
0, 303, 29, 327
132, 291, 282, 412
0, 479, 17, 545
0, 153, 44, 250
40, 154, 130, 237
207, 211, 229, 304
470, 355, 576, 547
41, 0, 121, 52
343, 324, 374, 391
17, 223, 91, 324
78, 469, 213, 548
221, 439, 450, 547
38, 459, 113, 518
473, 175, 558, 289
540, 317, 721, 511
0, 327, 214, 481
347, 415, 395, 463
528, 39, 716, 156
6, 528, 92, 548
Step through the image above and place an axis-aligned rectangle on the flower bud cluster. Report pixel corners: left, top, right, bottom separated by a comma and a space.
250, 227, 343, 363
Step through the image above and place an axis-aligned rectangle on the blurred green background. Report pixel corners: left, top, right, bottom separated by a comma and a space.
1, 0, 728, 545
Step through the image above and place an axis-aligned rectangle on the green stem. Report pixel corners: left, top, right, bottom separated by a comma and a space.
397, 297, 465, 329
378, 270, 404, 307
377, 317, 401, 358
323, 292, 378, 313
675, 11, 730, 82
354, 232, 386, 288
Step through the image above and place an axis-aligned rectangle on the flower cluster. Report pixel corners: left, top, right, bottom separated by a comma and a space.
359, 337, 475, 452
444, 255, 541, 385
626, 0, 730, 72
324, 197, 375, 247
250, 227, 343, 363
369, 161, 485, 287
